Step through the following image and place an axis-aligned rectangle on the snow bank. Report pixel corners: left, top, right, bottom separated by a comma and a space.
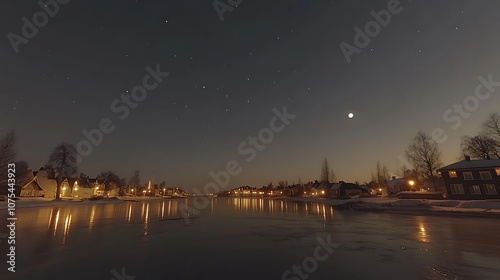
458, 200, 500, 209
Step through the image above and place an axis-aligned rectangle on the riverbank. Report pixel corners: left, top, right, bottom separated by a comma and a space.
0, 196, 175, 210
281, 197, 500, 217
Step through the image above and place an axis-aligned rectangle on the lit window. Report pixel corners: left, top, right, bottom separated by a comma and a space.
470, 185, 481, 194
480, 171, 492, 180
463, 172, 473, 180
450, 184, 464, 194
484, 184, 497, 195
448, 171, 457, 178
496, 168, 500, 176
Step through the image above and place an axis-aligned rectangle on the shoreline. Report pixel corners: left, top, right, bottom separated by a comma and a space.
0, 196, 168, 210
279, 196, 500, 218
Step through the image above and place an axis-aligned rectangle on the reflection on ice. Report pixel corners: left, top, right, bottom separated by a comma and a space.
415, 216, 429, 243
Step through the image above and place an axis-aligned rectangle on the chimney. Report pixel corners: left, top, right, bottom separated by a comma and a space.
392, 176, 396, 180
465, 155, 471, 161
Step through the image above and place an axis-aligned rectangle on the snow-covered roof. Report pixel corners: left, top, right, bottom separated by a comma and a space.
439, 159, 500, 171
387, 178, 407, 187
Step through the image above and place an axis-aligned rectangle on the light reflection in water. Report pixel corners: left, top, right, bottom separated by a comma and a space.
211, 199, 214, 216
144, 203, 150, 236
89, 205, 96, 230
47, 208, 53, 229
127, 204, 132, 222
62, 214, 72, 246
53, 209, 60, 236
415, 216, 430, 243
227, 198, 334, 221
161, 201, 165, 219
29, 198, 336, 247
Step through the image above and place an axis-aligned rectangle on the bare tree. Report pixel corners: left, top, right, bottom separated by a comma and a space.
277, 180, 287, 188
46, 143, 78, 200
267, 181, 274, 189
461, 135, 499, 159
329, 169, 337, 183
375, 161, 390, 188
98, 171, 123, 196
482, 113, 500, 142
396, 164, 410, 178
405, 131, 443, 188
321, 158, 336, 183
128, 170, 141, 191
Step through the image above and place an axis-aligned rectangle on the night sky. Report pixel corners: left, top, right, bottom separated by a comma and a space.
2, 0, 500, 190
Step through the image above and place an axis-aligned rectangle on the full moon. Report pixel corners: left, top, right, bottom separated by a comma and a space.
348, 112, 354, 119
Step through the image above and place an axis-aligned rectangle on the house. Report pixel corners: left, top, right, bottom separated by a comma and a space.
386, 176, 415, 194
438, 158, 500, 200
20, 167, 58, 198
313, 181, 333, 197
20, 179, 45, 197
330, 182, 367, 198
358, 185, 373, 195
20, 167, 105, 199
89, 178, 106, 196
60, 177, 96, 198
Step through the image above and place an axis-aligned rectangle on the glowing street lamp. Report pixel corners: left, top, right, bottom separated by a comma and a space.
409, 180, 415, 187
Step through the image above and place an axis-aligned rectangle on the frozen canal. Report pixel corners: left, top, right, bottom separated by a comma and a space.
1, 197, 500, 280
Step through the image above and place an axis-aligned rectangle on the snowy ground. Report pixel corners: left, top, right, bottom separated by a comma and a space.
283, 197, 500, 216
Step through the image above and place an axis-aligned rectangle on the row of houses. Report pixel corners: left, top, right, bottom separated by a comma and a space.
308, 158, 500, 200
20, 167, 119, 199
